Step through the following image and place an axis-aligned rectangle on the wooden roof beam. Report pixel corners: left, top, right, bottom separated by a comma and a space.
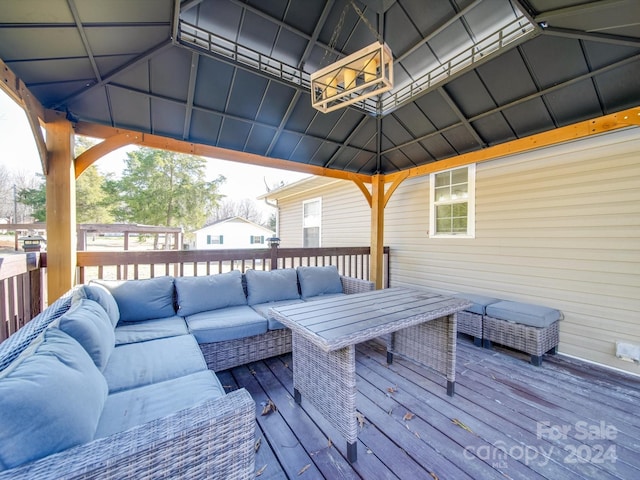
385, 106, 640, 183
1, 59, 49, 174
73, 121, 373, 185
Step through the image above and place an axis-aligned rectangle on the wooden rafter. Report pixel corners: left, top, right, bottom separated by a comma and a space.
385, 106, 640, 183
0, 59, 49, 174
73, 121, 373, 185
75, 132, 142, 178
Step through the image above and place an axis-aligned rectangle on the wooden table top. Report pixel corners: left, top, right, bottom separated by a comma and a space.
269, 287, 472, 352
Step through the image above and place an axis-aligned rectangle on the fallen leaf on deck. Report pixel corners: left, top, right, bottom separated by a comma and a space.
261, 399, 277, 416
298, 464, 311, 475
403, 412, 415, 421
355, 412, 366, 429
255, 437, 261, 452
429, 471, 439, 480
452, 418, 473, 433
387, 386, 397, 394
256, 464, 267, 476
327, 438, 333, 448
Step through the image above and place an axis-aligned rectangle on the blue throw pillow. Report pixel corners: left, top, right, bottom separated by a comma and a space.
0, 328, 108, 471
92, 277, 176, 322
74, 284, 120, 327
245, 268, 300, 305
297, 266, 343, 299
174, 270, 247, 316
57, 298, 115, 371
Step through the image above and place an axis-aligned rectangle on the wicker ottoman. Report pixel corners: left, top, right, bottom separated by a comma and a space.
483, 301, 562, 366
454, 293, 502, 346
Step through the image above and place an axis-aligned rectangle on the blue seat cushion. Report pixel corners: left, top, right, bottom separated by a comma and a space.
92, 277, 176, 322
74, 284, 120, 327
103, 335, 207, 393
297, 266, 343, 299
245, 268, 300, 305
185, 306, 267, 343
114, 316, 189, 345
56, 298, 115, 371
95, 370, 225, 439
0, 328, 108, 471
175, 270, 246, 316
251, 298, 305, 330
485, 301, 562, 328
454, 293, 503, 315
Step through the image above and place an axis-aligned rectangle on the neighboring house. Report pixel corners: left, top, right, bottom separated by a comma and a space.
192, 217, 274, 249
262, 127, 640, 375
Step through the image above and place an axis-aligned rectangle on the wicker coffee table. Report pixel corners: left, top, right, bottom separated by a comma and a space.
270, 287, 472, 463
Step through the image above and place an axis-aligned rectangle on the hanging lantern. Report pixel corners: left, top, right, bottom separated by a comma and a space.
311, 41, 393, 113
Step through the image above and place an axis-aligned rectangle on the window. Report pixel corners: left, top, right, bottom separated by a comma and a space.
207, 234, 223, 245
429, 165, 475, 237
250, 235, 265, 244
302, 198, 321, 247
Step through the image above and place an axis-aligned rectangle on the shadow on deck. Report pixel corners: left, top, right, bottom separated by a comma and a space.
218, 336, 640, 480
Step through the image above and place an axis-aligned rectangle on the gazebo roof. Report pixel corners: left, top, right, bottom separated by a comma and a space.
1, 0, 639, 176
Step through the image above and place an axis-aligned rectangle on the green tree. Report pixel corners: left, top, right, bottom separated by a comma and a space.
115, 148, 224, 230
16, 174, 46, 221
76, 166, 114, 223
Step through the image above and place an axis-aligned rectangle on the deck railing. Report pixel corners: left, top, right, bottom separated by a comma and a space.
0, 246, 389, 340
0, 253, 45, 342
76, 246, 390, 285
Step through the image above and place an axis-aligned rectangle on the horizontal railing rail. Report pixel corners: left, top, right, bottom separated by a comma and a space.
1, 247, 389, 343
76, 246, 390, 286
0, 253, 45, 342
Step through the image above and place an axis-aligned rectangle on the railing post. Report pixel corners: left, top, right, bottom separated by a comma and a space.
266, 237, 280, 270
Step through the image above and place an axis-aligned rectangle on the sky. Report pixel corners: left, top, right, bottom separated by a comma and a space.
0, 91, 308, 204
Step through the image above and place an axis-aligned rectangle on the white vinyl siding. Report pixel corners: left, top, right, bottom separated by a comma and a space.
277, 181, 370, 248
385, 128, 640, 374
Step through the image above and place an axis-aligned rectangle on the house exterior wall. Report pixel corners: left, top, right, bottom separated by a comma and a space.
194, 219, 273, 249
384, 127, 640, 374
277, 182, 370, 247
275, 128, 640, 374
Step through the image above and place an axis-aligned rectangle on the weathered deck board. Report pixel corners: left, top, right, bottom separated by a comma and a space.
221, 336, 640, 479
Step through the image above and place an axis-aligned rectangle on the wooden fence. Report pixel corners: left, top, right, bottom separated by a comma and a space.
0, 253, 45, 342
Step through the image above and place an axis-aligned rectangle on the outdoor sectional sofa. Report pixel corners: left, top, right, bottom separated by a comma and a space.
0, 265, 374, 479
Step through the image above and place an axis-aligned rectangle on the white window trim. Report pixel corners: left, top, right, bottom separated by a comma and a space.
429, 164, 476, 238
302, 197, 322, 247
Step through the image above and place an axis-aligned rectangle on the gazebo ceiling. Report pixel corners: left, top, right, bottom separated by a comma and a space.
1, 0, 639, 176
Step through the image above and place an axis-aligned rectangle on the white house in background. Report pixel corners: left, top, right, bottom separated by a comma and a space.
192, 217, 274, 249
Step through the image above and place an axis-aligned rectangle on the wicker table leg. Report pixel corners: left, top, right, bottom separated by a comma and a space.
291, 332, 358, 462
387, 314, 457, 397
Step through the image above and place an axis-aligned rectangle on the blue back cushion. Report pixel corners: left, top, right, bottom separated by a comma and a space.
74, 284, 120, 327
57, 298, 115, 371
297, 266, 343, 299
245, 268, 300, 305
174, 270, 247, 316
0, 328, 108, 471
93, 277, 176, 322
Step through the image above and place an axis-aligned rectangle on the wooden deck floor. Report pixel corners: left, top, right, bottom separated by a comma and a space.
217, 336, 640, 480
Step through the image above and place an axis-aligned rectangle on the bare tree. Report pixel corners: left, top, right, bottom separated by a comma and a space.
0, 166, 40, 222
208, 198, 266, 225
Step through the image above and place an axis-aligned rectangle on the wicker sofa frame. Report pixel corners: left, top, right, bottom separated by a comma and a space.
0, 287, 256, 480
456, 310, 483, 346
199, 275, 375, 371
482, 315, 560, 366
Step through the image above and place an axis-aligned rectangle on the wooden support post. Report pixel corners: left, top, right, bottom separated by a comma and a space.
45, 114, 76, 301
370, 174, 385, 290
